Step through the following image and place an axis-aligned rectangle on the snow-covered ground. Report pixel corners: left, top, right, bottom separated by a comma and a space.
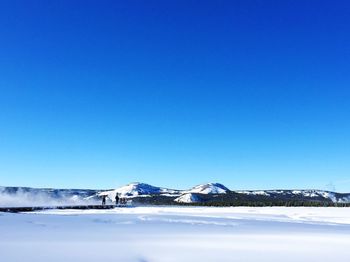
1, 207, 350, 262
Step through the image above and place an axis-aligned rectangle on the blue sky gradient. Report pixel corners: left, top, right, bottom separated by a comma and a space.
0, 1, 349, 191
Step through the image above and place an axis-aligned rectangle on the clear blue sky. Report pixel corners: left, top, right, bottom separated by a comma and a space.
0, 0, 349, 191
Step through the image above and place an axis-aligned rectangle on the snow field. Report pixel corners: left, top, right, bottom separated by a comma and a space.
1, 206, 350, 262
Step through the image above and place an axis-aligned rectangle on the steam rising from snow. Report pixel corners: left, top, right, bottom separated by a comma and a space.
0, 187, 99, 207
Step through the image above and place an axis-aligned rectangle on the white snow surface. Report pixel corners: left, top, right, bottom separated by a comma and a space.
1, 206, 350, 262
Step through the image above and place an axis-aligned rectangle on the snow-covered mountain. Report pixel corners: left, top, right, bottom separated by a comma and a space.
97, 183, 350, 204
1, 183, 350, 207
99, 182, 229, 203
236, 189, 350, 203
186, 183, 229, 194
171, 183, 229, 203
99, 182, 181, 201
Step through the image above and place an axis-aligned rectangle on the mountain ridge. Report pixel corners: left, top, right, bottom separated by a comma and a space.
1, 182, 350, 206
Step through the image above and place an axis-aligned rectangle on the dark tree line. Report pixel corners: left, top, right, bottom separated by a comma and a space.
132, 194, 350, 207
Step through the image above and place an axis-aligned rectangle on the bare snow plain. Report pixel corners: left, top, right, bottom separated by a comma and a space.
1, 207, 350, 262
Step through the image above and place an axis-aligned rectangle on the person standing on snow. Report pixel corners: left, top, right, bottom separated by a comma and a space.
115, 193, 119, 206
102, 195, 107, 206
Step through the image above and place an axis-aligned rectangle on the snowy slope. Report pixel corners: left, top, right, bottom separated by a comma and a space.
173, 183, 229, 203
186, 183, 229, 194
174, 193, 200, 203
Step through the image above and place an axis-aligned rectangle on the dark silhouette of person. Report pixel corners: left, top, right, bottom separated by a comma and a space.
102, 195, 106, 206
120, 197, 125, 205
115, 193, 119, 205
